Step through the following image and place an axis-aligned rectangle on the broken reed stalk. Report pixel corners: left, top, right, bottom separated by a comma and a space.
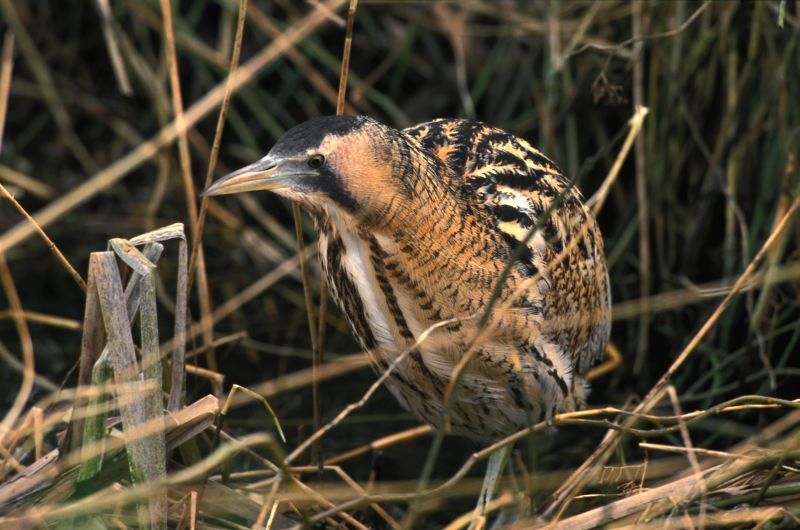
68, 258, 107, 454
168, 239, 188, 412
127, 223, 189, 411
89, 251, 166, 529
61, 224, 187, 528
137, 257, 168, 530
751, 157, 798, 329
76, 242, 163, 483
76, 347, 113, 485
587, 105, 649, 216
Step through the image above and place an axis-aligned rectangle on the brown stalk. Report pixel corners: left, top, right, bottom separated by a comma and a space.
188, 0, 249, 291
666, 385, 706, 524
0, 184, 87, 292
445, 492, 516, 530
292, 203, 320, 465
0, 34, 42, 449
227, 353, 369, 411
337, 19, 359, 87
637, 443, 755, 461
324, 425, 433, 466
184, 331, 247, 360
283, 472, 370, 530
159, 0, 218, 388
326, 465, 402, 529
123, 0, 228, 69
245, 3, 357, 114
0, 165, 56, 200
0, 342, 57, 393
587, 105, 649, 215
253, 479, 281, 528
66, 259, 104, 453
189, 489, 198, 529
612, 261, 800, 321
541, 427, 800, 529
564, 1, 710, 60
631, 0, 651, 375
309, 0, 359, 469
0, 32, 14, 149
0, 254, 35, 446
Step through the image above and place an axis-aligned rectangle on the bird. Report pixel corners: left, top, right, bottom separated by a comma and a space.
203, 115, 611, 521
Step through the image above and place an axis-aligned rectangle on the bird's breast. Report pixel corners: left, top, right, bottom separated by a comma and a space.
319, 220, 585, 440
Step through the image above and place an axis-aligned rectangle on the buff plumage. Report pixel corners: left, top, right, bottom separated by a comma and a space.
204, 116, 610, 442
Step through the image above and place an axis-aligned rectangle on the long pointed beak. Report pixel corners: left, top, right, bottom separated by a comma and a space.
202, 157, 307, 197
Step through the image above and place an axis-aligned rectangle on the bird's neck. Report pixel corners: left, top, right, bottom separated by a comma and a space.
367, 149, 508, 275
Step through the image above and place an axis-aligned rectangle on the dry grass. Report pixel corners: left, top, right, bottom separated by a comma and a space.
1, 1, 799, 528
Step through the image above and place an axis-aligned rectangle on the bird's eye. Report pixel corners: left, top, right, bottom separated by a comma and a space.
308, 154, 325, 169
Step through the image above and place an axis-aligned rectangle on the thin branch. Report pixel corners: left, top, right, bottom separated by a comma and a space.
0, 184, 87, 292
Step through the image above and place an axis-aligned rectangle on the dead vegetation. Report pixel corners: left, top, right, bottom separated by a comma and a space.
0, 1, 799, 528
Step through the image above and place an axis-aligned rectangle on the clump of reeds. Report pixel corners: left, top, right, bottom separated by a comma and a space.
1, 0, 798, 528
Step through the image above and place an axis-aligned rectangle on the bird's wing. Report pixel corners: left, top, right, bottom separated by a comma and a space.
403, 119, 610, 374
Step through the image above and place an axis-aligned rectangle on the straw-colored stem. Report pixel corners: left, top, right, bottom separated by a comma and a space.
0, 254, 35, 447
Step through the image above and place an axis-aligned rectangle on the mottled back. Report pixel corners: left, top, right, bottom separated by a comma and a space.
403, 119, 611, 376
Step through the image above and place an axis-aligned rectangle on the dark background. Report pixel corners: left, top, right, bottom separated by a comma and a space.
1, 0, 798, 525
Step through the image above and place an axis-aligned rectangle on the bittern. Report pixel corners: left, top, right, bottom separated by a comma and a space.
204, 116, 611, 522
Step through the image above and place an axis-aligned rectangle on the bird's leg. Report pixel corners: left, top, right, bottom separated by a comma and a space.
468, 444, 511, 530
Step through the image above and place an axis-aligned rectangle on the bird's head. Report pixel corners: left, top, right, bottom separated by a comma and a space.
203, 116, 414, 223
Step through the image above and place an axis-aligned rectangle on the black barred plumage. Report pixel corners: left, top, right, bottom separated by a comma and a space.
204, 115, 611, 442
